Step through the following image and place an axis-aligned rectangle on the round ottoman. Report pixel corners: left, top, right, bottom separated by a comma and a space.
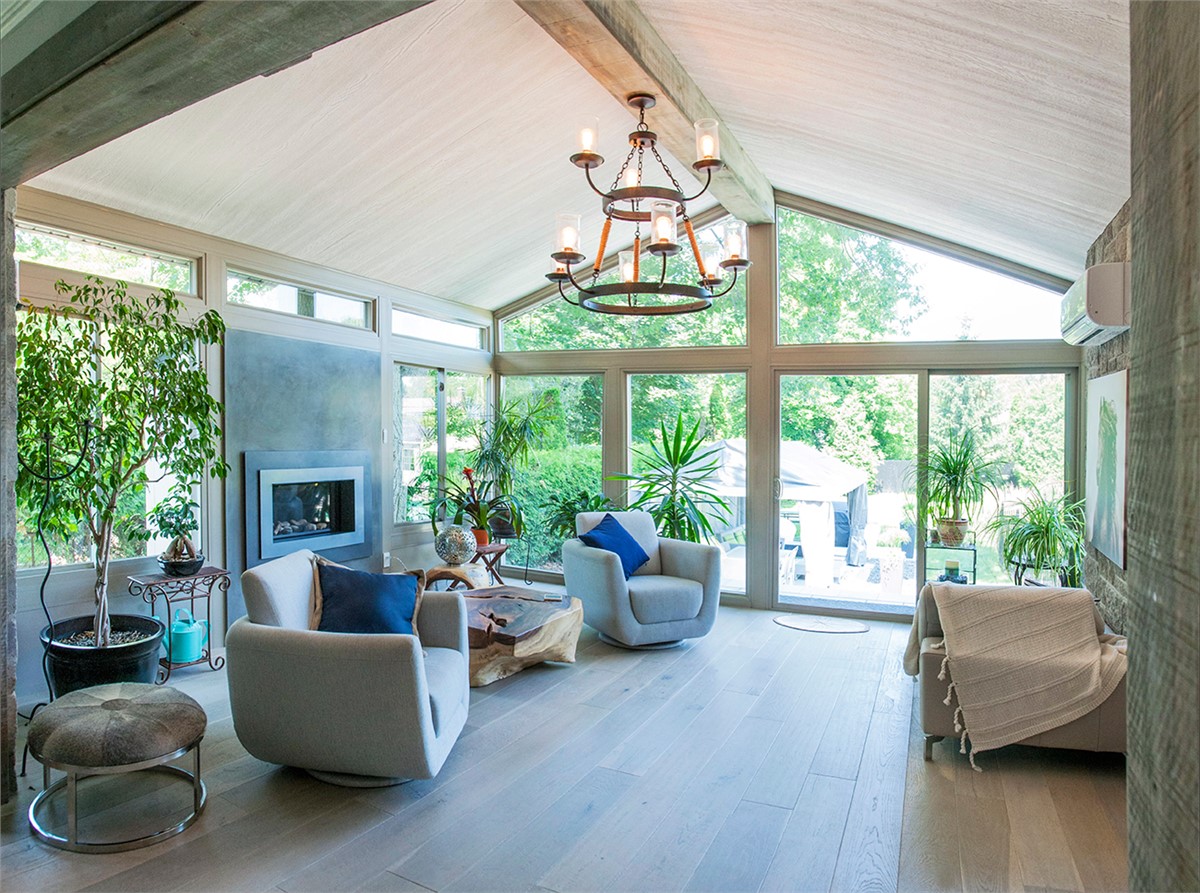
27, 682, 207, 853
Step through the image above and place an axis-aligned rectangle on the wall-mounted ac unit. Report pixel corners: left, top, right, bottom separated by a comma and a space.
1061, 262, 1131, 346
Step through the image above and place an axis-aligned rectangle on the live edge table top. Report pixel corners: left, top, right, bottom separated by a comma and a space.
461, 586, 584, 685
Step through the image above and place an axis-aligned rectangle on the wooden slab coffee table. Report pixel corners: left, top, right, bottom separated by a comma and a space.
464, 586, 583, 686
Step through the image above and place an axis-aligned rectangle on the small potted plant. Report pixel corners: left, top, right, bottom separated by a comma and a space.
150, 486, 204, 576
986, 489, 1085, 587
915, 429, 999, 547
432, 467, 520, 545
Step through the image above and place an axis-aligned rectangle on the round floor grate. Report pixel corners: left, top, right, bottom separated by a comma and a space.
773, 615, 869, 634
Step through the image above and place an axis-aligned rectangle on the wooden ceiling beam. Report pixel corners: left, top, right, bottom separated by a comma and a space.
1, 1, 433, 188
516, 0, 775, 224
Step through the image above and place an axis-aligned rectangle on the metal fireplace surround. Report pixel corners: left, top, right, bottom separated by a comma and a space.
244, 450, 371, 567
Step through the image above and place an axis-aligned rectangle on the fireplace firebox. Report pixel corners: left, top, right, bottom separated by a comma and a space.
245, 451, 371, 566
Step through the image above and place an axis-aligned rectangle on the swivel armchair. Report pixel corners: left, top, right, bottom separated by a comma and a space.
562, 511, 721, 648
226, 549, 469, 787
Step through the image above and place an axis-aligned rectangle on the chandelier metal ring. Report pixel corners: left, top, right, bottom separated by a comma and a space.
548, 92, 750, 316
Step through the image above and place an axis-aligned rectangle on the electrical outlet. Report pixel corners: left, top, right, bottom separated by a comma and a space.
382, 551, 391, 568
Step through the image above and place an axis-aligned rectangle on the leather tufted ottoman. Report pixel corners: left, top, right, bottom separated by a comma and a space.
27, 682, 207, 853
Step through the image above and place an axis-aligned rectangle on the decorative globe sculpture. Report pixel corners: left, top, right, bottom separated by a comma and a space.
434, 524, 475, 565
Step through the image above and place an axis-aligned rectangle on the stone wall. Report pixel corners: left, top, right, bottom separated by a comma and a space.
1083, 200, 1132, 633
1, 189, 16, 803
1127, 2, 1200, 889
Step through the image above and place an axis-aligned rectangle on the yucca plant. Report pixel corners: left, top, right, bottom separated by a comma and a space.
986, 489, 1085, 587
608, 415, 730, 543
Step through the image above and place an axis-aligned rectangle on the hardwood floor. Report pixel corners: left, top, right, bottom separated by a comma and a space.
0, 605, 1127, 892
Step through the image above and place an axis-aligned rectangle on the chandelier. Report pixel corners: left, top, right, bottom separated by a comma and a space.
547, 92, 751, 316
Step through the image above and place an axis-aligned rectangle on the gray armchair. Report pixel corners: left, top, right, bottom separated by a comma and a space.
562, 511, 721, 648
226, 549, 469, 787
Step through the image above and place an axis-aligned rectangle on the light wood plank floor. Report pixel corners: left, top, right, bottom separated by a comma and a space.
1, 605, 1127, 892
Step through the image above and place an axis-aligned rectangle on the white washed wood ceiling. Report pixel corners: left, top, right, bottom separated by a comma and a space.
29, 0, 705, 310
639, 0, 1130, 281
31, 0, 1128, 307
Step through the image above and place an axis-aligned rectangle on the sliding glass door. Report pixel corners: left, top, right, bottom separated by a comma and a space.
777, 374, 918, 610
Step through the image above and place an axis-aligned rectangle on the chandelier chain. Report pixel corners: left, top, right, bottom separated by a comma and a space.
650, 144, 685, 201
609, 144, 637, 193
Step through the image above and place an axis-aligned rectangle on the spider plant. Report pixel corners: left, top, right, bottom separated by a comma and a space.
608, 415, 730, 543
986, 489, 1085, 587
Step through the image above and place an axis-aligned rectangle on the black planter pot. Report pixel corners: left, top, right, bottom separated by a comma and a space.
40, 614, 167, 698
158, 553, 205, 577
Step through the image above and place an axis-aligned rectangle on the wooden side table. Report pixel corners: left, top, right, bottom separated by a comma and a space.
426, 563, 490, 590
128, 566, 229, 683
471, 542, 509, 586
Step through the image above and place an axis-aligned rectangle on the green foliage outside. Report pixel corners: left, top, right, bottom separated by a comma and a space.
15, 227, 192, 292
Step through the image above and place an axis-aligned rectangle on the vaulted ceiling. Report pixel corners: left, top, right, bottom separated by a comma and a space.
28, 0, 1129, 312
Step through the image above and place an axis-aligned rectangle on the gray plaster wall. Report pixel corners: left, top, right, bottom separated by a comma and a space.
1127, 2, 1200, 888
1083, 201, 1132, 634
223, 329, 383, 626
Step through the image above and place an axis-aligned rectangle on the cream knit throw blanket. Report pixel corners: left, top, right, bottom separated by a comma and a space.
910, 583, 1126, 769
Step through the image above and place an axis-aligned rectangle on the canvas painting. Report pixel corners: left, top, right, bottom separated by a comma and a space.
1086, 369, 1127, 567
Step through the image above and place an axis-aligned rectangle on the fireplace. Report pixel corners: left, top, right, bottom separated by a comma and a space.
245, 451, 371, 565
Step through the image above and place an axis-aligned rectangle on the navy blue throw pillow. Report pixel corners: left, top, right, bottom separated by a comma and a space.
316, 564, 418, 635
579, 513, 650, 580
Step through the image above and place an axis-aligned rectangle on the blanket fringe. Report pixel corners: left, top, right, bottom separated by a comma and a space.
942, 681, 956, 706
944, 656, 984, 771
937, 650, 949, 681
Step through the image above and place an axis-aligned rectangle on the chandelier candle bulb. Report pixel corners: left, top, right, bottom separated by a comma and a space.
625, 167, 639, 189
725, 221, 747, 260
704, 252, 723, 282
579, 118, 599, 153
695, 119, 720, 161
650, 201, 676, 245
619, 250, 636, 283
556, 213, 581, 254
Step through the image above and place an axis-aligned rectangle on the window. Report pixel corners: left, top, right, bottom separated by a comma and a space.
776, 207, 1060, 344
392, 309, 485, 349
392, 364, 489, 526
227, 270, 372, 329
929, 373, 1067, 584
500, 217, 747, 351
500, 375, 603, 571
15, 223, 194, 292
628, 372, 746, 592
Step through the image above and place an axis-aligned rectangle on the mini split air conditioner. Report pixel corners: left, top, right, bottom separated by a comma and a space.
1061, 262, 1131, 346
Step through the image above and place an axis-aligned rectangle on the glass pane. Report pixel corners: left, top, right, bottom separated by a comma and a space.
501, 375, 603, 572
15, 223, 193, 292
628, 373, 746, 593
392, 309, 484, 349
227, 271, 371, 329
928, 373, 1067, 585
393, 365, 439, 524
444, 370, 490, 490
779, 374, 919, 610
501, 218, 747, 351
777, 207, 1060, 344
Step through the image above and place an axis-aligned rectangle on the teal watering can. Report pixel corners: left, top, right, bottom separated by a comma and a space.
167, 608, 208, 664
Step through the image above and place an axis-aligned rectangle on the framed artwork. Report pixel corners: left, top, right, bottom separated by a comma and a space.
1085, 369, 1127, 568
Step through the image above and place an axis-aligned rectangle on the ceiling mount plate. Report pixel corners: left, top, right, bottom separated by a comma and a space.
626, 92, 656, 110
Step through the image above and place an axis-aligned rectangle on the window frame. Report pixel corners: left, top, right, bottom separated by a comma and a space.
225, 266, 377, 333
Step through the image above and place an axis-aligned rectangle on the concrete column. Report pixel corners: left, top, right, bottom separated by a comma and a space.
1127, 2, 1200, 889
1, 187, 17, 804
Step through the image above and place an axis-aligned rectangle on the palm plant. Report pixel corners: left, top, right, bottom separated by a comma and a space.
986, 489, 1085, 587
917, 429, 999, 546
608, 415, 730, 543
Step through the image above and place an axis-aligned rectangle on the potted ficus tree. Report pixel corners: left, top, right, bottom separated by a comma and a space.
16, 275, 227, 696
